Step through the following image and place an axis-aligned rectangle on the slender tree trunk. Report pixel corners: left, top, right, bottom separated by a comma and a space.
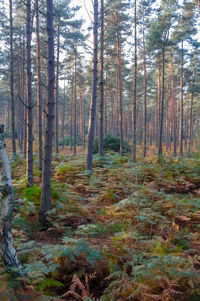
155, 64, 161, 147
104, 69, 108, 135
171, 57, 177, 157
26, 0, 33, 186
39, 0, 55, 226
179, 39, 184, 157
158, 47, 165, 158
116, 10, 123, 156
99, 0, 104, 156
70, 79, 73, 151
133, 0, 137, 162
55, 24, 60, 154
73, 53, 77, 156
35, 0, 43, 171
9, 0, 16, 155
188, 92, 194, 154
143, 25, 147, 157
86, 0, 98, 170
62, 80, 66, 150
80, 88, 85, 149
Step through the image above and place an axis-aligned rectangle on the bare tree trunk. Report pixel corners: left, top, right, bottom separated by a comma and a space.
0, 125, 22, 270
104, 69, 108, 135
86, 0, 98, 170
116, 11, 123, 156
26, 0, 33, 186
155, 64, 161, 147
9, 0, 16, 155
70, 79, 73, 151
73, 53, 77, 156
99, 0, 104, 156
188, 92, 194, 154
179, 39, 184, 157
133, 0, 137, 162
61, 80, 66, 150
39, 0, 55, 226
80, 88, 85, 149
171, 57, 177, 157
142, 28, 147, 158
158, 47, 165, 158
35, 0, 43, 171
55, 24, 60, 154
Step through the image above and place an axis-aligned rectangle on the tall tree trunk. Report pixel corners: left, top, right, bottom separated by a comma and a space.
86, 0, 98, 170
133, 0, 137, 162
155, 64, 161, 146
70, 79, 73, 151
171, 57, 177, 157
179, 39, 184, 157
99, 0, 104, 156
39, 0, 55, 226
35, 0, 43, 171
80, 87, 85, 149
142, 25, 147, 157
26, 0, 33, 186
61, 80, 66, 150
116, 10, 123, 156
55, 24, 60, 154
188, 92, 194, 154
73, 53, 77, 156
158, 48, 165, 158
104, 69, 108, 135
9, 0, 16, 155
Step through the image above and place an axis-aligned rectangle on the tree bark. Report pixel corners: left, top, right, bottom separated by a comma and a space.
133, 0, 137, 162
35, 0, 43, 171
158, 47, 165, 158
143, 25, 147, 158
86, 0, 98, 170
73, 53, 77, 156
9, 0, 16, 155
179, 39, 184, 157
39, 0, 55, 226
0, 125, 22, 270
55, 24, 60, 154
26, 0, 33, 186
116, 10, 123, 156
99, 0, 104, 157
188, 92, 194, 154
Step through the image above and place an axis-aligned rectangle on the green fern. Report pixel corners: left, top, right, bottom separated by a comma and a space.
37, 278, 64, 291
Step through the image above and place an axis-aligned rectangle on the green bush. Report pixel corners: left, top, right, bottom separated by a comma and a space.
59, 136, 82, 146
93, 134, 131, 154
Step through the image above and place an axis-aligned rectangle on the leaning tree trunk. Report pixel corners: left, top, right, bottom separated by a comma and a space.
0, 125, 22, 269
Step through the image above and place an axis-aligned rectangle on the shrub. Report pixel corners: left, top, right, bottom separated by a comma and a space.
59, 136, 82, 146
93, 134, 131, 154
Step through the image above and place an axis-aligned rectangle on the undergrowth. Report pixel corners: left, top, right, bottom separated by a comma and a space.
1, 152, 200, 300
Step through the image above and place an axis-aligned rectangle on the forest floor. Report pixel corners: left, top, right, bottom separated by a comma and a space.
1, 149, 200, 300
